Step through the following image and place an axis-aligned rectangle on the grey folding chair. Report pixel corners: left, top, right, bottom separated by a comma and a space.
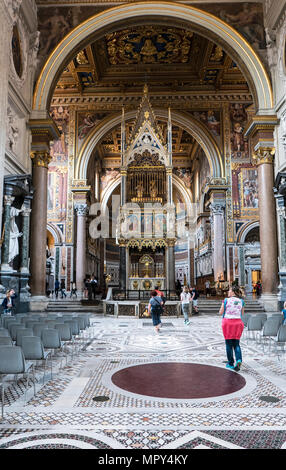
24, 320, 40, 329
246, 316, 263, 343
33, 324, 49, 338
255, 313, 268, 325
270, 325, 286, 360
15, 328, 34, 347
21, 336, 52, 384
2, 317, 17, 330
259, 319, 281, 352
9, 323, 23, 342
0, 337, 13, 346
64, 320, 81, 354
0, 346, 35, 418
269, 315, 284, 326
55, 324, 74, 362
41, 329, 63, 370
0, 328, 11, 337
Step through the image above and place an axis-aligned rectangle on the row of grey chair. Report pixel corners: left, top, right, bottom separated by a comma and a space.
243, 313, 286, 357
0, 313, 93, 418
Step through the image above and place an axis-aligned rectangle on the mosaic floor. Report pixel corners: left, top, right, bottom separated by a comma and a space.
1, 314, 286, 450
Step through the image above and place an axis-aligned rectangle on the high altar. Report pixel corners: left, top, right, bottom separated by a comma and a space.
116, 85, 176, 294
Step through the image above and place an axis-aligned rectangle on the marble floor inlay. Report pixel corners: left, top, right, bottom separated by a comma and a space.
0, 313, 286, 449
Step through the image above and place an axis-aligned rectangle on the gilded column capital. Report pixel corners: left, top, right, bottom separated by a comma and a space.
30, 151, 51, 168
252, 147, 275, 166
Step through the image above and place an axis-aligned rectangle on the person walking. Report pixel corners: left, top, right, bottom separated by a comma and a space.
205, 280, 211, 297
90, 276, 98, 300
55, 278, 60, 299
60, 279, 67, 298
148, 290, 164, 334
1, 289, 17, 316
219, 285, 245, 371
70, 281, 77, 298
180, 286, 191, 325
282, 301, 286, 325
190, 285, 199, 314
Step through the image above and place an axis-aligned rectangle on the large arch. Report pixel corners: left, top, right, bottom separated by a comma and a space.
33, 2, 273, 114
76, 109, 223, 180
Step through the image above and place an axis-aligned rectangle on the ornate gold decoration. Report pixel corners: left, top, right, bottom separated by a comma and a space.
127, 238, 167, 251
30, 151, 52, 168
105, 26, 193, 66
252, 147, 275, 165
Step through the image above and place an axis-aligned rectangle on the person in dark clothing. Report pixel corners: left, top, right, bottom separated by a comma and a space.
55, 279, 60, 299
60, 279, 67, 298
70, 282, 77, 298
90, 276, 98, 300
148, 290, 164, 333
190, 285, 199, 314
2, 289, 17, 315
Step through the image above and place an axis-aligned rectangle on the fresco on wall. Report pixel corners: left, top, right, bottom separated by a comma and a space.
37, 6, 106, 71
229, 103, 250, 162
192, 110, 221, 137
173, 168, 192, 189
200, 2, 266, 50
48, 106, 69, 223
77, 112, 108, 150
101, 168, 120, 192
232, 164, 259, 219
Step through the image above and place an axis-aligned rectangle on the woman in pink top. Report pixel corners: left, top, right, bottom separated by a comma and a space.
219, 285, 244, 371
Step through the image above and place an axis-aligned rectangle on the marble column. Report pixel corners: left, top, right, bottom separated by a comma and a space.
167, 240, 176, 291
210, 202, 225, 282
120, 168, 127, 206
254, 148, 278, 297
119, 244, 127, 291
1, 189, 14, 271
75, 203, 88, 296
29, 152, 51, 296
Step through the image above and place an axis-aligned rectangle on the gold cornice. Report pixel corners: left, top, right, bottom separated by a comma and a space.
244, 115, 279, 138
29, 118, 61, 141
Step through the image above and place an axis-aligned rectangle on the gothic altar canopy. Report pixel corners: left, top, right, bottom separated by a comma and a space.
116, 85, 177, 292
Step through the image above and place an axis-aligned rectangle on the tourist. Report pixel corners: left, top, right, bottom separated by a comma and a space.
60, 279, 67, 298
175, 279, 182, 297
205, 279, 211, 297
90, 275, 98, 300
190, 285, 199, 314
70, 281, 77, 298
219, 285, 245, 371
55, 278, 60, 299
282, 301, 286, 325
148, 290, 164, 333
180, 286, 191, 325
1, 289, 17, 316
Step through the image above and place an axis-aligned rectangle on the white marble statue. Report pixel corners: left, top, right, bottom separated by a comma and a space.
8, 206, 23, 263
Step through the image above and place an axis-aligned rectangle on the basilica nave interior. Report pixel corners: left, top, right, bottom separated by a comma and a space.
0, 0, 286, 452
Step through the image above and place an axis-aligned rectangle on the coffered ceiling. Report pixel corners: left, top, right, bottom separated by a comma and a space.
54, 25, 248, 96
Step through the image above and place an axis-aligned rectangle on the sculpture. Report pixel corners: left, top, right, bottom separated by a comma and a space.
8, 206, 23, 263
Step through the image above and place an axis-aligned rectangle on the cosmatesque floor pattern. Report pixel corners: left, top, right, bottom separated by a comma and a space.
1, 314, 286, 450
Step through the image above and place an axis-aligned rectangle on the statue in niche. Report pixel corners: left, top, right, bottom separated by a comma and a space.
8, 206, 23, 264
